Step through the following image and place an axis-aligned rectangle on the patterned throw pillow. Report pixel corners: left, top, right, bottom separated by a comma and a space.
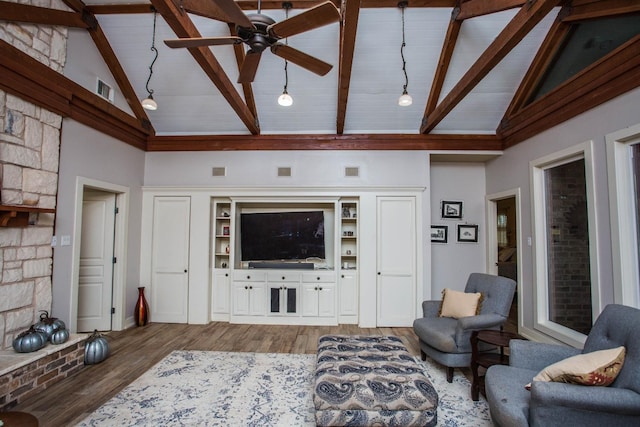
526, 346, 625, 390
438, 288, 483, 319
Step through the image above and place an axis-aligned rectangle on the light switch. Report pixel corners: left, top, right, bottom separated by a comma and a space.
61, 235, 71, 246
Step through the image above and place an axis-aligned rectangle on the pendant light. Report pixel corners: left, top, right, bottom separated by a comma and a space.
398, 1, 412, 107
277, 2, 293, 107
141, 9, 159, 111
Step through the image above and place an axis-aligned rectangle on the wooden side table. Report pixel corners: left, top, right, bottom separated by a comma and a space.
470, 329, 522, 401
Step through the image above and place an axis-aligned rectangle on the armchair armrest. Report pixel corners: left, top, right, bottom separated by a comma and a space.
509, 340, 580, 371
531, 381, 640, 415
421, 300, 441, 317
456, 313, 505, 331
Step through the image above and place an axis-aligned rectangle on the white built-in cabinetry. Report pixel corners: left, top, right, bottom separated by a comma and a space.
338, 199, 359, 323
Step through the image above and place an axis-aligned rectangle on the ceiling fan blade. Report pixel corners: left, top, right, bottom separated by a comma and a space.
176, 0, 229, 22
212, 0, 255, 29
268, 1, 340, 39
164, 36, 242, 49
271, 44, 332, 76
238, 50, 262, 83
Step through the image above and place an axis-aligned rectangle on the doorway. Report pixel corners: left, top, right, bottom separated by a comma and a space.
486, 189, 521, 334
70, 178, 129, 333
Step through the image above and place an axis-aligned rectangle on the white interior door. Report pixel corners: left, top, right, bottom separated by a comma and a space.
377, 196, 416, 326
151, 196, 190, 323
77, 189, 116, 332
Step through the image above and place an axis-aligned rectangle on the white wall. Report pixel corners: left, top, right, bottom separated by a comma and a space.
430, 162, 487, 298
54, 119, 145, 329
485, 86, 640, 338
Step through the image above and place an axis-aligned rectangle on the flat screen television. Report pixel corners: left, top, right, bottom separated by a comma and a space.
240, 211, 325, 261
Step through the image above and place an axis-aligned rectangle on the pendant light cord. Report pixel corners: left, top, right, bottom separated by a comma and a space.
145, 9, 158, 98
282, 3, 291, 94
400, 2, 409, 94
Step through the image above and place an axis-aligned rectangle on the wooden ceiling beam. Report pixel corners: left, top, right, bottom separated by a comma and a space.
0, 40, 148, 149
151, 0, 260, 134
455, 0, 526, 21
0, 1, 90, 28
336, 0, 361, 134
86, 4, 154, 15
233, 1, 455, 9
420, 0, 560, 134
147, 133, 503, 151
562, 0, 640, 22
500, 35, 640, 146
501, 6, 569, 120
423, 9, 460, 118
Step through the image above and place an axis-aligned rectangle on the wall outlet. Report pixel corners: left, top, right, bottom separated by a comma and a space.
51, 236, 57, 247
61, 235, 71, 246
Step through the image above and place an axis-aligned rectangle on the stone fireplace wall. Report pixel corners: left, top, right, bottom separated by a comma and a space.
0, 0, 68, 350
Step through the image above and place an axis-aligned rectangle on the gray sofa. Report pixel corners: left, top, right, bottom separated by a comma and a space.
412, 273, 516, 382
485, 304, 640, 426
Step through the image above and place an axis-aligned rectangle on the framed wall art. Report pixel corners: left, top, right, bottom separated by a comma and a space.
430, 225, 448, 243
457, 224, 478, 243
441, 200, 463, 219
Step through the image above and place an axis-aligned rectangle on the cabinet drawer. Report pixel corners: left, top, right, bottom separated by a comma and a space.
302, 272, 335, 283
233, 270, 266, 282
267, 271, 301, 282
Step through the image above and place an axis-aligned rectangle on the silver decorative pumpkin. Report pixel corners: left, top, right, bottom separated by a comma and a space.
33, 310, 66, 340
84, 329, 109, 365
50, 328, 70, 345
13, 326, 48, 353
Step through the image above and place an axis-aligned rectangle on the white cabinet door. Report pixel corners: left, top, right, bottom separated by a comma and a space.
249, 283, 266, 316
151, 196, 190, 323
302, 283, 319, 316
212, 270, 230, 316
232, 282, 250, 315
339, 270, 358, 317
317, 285, 336, 317
376, 196, 416, 326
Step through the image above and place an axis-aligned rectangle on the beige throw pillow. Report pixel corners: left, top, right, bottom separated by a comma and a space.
526, 346, 625, 390
439, 288, 482, 319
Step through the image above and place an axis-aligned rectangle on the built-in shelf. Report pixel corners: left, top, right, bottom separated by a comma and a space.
0, 205, 55, 227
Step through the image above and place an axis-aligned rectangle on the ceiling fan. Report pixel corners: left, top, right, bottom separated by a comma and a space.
164, 0, 341, 83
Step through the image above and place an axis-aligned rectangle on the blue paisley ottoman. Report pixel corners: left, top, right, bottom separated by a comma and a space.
314, 335, 438, 426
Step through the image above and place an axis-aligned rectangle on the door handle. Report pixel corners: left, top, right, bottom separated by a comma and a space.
184, 269, 187, 273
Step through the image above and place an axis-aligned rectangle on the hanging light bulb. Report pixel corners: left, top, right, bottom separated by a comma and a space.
278, 90, 293, 106
142, 9, 159, 110
398, 2, 412, 107
277, 3, 293, 107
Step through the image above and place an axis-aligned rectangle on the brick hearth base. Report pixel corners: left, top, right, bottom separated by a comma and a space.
0, 334, 86, 410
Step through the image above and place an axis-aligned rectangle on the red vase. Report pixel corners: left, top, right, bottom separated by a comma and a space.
134, 287, 149, 326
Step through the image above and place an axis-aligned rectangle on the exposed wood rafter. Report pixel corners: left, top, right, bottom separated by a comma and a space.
500, 35, 640, 146
455, 0, 526, 20
424, 8, 461, 118
420, 0, 560, 134
0, 1, 91, 28
562, 0, 640, 22
336, 0, 360, 134
151, 0, 260, 134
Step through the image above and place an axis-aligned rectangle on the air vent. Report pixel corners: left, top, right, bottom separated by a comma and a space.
96, 79, 114, 102
212, 167, 226, 177
345, 166, 359, 177
277, 167, 292, 177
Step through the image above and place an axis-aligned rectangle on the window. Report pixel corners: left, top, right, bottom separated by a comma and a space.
531, 141, 600, 346
606, 123, 640, 308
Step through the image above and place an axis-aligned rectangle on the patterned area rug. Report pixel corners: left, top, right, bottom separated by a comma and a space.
76, 350, 492, 426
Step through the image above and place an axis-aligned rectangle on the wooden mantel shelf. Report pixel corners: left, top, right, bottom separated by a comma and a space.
0, 205, 55, 227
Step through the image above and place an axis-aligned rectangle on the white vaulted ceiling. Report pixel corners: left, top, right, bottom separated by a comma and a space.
64, 0, 559, 136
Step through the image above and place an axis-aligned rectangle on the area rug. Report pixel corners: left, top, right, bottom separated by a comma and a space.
76, 350, 492, 426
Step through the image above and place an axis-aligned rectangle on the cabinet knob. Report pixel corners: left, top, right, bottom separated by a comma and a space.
377, 272, 381, 275
319, 287, 323, 291
341, 275, 345, 278
225, 273, 229, 277
247, 275, 250, 279
184, 269, 187, 273
314, 287, 318, 291
283, 286, 287, 290
244, 286, 248, 290
316, 277, 320, 280
249, 285, 253, 289
282, 276, 285, 280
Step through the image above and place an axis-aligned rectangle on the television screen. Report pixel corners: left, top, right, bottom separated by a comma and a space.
240, 211, 325, 261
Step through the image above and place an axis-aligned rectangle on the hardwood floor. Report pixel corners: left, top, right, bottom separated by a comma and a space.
9, 323, 420, 427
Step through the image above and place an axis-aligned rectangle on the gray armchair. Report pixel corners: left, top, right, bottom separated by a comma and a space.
485, 304, 640, 427
412, 273, 516, 382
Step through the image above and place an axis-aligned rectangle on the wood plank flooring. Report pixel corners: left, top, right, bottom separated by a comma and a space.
9, 323, 420, 427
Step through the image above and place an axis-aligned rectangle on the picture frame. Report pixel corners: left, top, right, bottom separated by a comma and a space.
441, 200, 463, 219
457, 224, 479, 243
430, 225, 448, 243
